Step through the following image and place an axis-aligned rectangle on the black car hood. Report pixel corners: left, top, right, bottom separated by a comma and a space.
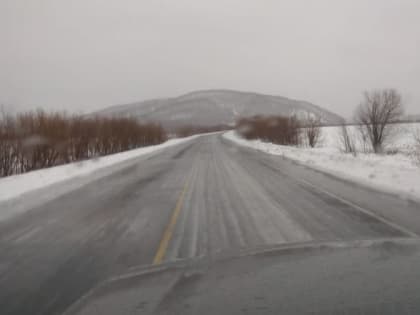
65, 238, 420, 315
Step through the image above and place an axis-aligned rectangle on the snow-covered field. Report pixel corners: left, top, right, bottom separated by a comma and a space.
224, 123, 420, 201
319, 123, 419, 155
0, 135, 198, 204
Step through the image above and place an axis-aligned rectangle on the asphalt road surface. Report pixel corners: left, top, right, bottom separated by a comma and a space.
1, 134, 419, 315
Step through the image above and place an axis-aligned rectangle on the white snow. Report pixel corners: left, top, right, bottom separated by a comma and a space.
0, 136, 197, 203
223, 124, 420, 201
319, 123, 419, 154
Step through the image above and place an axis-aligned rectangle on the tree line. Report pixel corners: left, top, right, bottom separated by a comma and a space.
0, 110, 166, 177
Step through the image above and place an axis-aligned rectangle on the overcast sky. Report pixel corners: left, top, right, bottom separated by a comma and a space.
1, 0, 419, 118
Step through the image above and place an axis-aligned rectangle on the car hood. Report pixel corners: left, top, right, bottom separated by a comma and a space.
65, 238, 420, 315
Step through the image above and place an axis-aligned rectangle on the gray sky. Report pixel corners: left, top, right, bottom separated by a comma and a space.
1, 0, 419, 118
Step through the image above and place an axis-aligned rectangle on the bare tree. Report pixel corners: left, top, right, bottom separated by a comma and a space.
355, 89, 404, 153
303, 113, 322, 148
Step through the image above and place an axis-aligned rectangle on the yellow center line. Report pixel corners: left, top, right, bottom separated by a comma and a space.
152, 174, 191, 265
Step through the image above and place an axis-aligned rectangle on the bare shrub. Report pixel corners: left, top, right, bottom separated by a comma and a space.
236, 115, 301, 146
303, 113, 322, 148
338, 124, 357, 156
0, 108, 19, 176
0, 110, 167, 177
355, 89, 404, 153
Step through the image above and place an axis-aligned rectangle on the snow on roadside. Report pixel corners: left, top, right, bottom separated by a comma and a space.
319, 123, 419, 154
223, 130, 420, 201
0, 136, 197, 203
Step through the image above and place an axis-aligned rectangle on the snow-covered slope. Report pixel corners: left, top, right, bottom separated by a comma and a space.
92, 90, 344, 128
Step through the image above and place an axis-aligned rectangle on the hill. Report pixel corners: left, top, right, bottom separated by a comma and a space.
92, 89, 344, 129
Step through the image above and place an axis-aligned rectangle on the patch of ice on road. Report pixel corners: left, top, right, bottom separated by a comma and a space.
0, 136, 198, 204
223, 130, 420, 201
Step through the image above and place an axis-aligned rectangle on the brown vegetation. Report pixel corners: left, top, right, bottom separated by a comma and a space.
236, 115, 301, 146
0, 110, 166, 177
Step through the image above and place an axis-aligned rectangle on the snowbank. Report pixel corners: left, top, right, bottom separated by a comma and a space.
0, 136, 197, 203
223, 129, 420, 201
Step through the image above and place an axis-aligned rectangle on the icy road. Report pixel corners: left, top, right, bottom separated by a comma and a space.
0, 134, 419, 315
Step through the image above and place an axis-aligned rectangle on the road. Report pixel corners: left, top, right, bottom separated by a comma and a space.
0, 134, 419, 315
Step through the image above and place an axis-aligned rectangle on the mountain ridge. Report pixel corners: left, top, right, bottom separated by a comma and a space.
93, 89, 344, 128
